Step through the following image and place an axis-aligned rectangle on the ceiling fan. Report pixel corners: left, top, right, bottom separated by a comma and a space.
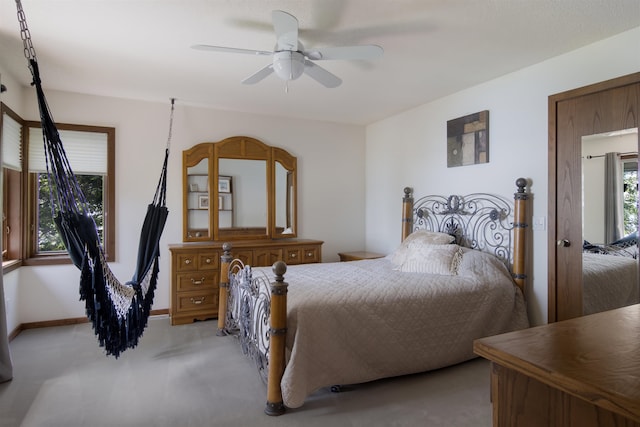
192, 10, 383, 88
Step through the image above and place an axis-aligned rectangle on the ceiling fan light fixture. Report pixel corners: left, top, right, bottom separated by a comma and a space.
193, 11, 381, 88
273, 51, 304, 81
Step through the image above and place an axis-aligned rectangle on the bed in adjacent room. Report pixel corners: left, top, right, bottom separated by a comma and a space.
218, 178, 530, 415
583, 235, 639, 315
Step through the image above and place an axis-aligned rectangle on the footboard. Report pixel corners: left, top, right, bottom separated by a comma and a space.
217, 242, 288, 416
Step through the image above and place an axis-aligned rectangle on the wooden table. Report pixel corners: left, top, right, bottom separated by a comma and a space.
337, 251, 385, 262
474, 304, 640, 427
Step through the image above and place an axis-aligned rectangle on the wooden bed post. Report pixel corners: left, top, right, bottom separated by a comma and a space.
217, 242, 233, 336
512, 178, 528, 297
401, 187, 413, 241
265, 261, 288, 416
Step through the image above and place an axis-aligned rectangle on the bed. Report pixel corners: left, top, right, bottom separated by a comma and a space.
216, 178, 530, 415
582, 235, 639, 315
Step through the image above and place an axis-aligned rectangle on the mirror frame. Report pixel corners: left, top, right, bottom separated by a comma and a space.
182, 136, 297, 242
272, 147, 298, 239
183, 143, 214, 241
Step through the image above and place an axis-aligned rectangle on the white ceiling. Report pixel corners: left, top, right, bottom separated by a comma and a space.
0, 0, 638, 125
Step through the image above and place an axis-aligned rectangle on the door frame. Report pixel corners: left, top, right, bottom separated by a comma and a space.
548, 72, 640, 322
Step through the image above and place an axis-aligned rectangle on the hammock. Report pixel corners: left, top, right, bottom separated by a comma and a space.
16, 1, 172, 357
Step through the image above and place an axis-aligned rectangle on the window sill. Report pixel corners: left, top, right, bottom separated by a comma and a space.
2, 259, 22, 274
5, 252, 114, 269
22, 254, 72, 267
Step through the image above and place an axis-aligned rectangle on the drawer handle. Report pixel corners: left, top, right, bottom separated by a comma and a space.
204, 258, 212, 264
306, 252, 313, 257
191, 277, 206, 285
190, 297, 205, 305
184, 259, 192, 265
289, 253, 297, 258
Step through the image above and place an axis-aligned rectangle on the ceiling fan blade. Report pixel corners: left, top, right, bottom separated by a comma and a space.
272, 10, 299, 51
303, 60, 342, 88
242, 64, 274, 84
191, 44, 272, 56
305, 45, 383, 61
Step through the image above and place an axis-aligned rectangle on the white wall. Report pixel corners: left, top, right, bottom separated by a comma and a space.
365, 27, 640, 326
2, 89, 365, 331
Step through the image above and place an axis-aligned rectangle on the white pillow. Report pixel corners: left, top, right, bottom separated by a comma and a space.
404, 229, 455, 245
397, 243, 464, 275
389, 230, 455, 266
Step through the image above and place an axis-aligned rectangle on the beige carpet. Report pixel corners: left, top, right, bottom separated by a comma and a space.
0, 316, 492, 427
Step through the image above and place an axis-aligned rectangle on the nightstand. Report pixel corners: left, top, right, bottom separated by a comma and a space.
338, 251, 385, 262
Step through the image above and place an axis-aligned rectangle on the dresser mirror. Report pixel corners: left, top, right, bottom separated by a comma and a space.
218, 158, 268, 239
182, 136, 297, 242
273, 149, 297, 238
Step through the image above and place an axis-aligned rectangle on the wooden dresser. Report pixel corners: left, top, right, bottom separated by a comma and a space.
168, 239, 323, 325
474, 304, 640, 427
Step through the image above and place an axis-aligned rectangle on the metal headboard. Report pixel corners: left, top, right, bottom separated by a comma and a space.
403, 187, 521, 274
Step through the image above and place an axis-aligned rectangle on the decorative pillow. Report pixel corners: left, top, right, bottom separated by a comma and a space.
389, 230, 455, 266
404, 229, 455, 245
396, 243, 464, 275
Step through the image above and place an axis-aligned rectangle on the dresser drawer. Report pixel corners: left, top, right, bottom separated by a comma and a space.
284, 245, 321, 265
176, 290, 218, 313
176, 271, 218, 292
175, 251, 219, 272
301, 246, 320, 263
175, 253, 198, 272
197, 252, 219, 270
284, 248, 302, 264
253, 248, 283, 267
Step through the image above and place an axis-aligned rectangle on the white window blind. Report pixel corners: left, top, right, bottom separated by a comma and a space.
29, 127, 107, 174
2, 112, 22, 171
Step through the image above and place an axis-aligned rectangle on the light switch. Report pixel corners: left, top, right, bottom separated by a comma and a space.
532, 216, 546, 231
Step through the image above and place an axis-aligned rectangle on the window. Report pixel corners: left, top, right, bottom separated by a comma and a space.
1, 104, 24, 272
25, 122, 116, 264
0, 101, 116, 270
622, 157, 638, 237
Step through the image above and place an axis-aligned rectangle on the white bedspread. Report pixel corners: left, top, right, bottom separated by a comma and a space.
255, 249, 529, 408
583, 253, 639, 315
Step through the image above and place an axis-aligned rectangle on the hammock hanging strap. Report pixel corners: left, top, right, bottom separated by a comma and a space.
15, 0, 174, 358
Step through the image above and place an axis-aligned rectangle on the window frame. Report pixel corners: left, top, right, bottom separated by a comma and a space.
24, 121, 116, 265
1, 104, 24, 273
621, 154, 638, 238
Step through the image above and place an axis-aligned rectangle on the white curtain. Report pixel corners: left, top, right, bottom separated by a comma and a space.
604, 152, 624, 244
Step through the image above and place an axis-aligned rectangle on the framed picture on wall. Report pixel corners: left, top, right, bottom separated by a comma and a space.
447, 110, 489, 167
198, 195, 209, 209
218, 176, 231, 193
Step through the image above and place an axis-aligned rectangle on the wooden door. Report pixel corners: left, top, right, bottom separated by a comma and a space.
549, 73, 640, 322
